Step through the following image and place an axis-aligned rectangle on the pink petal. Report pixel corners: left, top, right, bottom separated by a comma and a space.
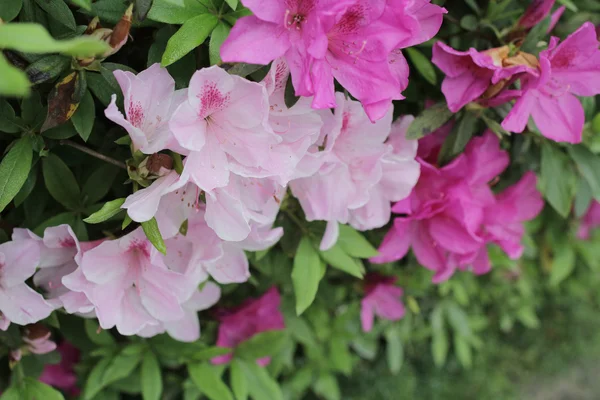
370, 219, 411, 264
0, 284, 53, 326
531, 91, 584, 143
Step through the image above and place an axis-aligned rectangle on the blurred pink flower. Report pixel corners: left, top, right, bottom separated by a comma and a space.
212, 287, 285, 366
502, 23, 600, 143
578, 201, 600, 239
518, 0, 565, 32
40, 341, 80, 396
360, 273, 405, 332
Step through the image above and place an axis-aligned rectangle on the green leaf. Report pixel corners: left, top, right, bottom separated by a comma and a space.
540, 143, 576, 218
438, 111, 479, 165
0, 53, 30, 96
384, 326, 404, 374
430, 305, 448, 367
19, 378, 66, 400
236, 359, 283, 400
568, 145, 600, 202
84, 319, 116, 346
0, 136, 33, 213
313, 374, 340, 400
230, 360, 248, 400
0, 99, 21, 133
84, 198, 126, 223
34, 212, 77, 236
87, 70, 120, 107
162, 14, 219, 67
329, 337, 352, 375
235, 330, 287, 361
21, 91, 45, 126
292, 236, 323, 315
43, 154, 81, 210
445, 303, 472, 338
83, 165, 120, 205
226, 63, 264, 77
453, 335, 472, 369
224, 0, 238, 10
549, 241, 576, 287
136, 0, 154, 20
574, 177, 593, 218
406, 103, 453, 140
141, 351, 163, 400
521, 16, 551, 55
557, 0, 577, 12
142, 217, 167, 254
71, 90, 96, 141
284, 75, 300, 109
102, 349, 145, 387
336, 224, 378, 258
0, 23, 110, 56
209, 22, 231, 65
147, 0, 210, 24
0, 0, 23, 21
188, 363, 234, 400
34, 0, 76, 30
70, 0, 92, 10
13, 166, 38, 207
405, 47, 436, 85
459, 14, 478, 31
83, 357, 113, 400
319, 244, 364, 278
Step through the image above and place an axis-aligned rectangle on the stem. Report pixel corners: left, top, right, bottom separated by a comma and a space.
60, 140, 127, 170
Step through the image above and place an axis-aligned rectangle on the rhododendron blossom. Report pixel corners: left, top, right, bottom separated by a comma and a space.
361, 273, 405, 332
212, 287, 285, 366
290, 94, 419, 249
518, 0, 565, 31
221, 0, 446, 121
578, 200, 600, 240
372, 129, 543, 282
502, 22, 600, 143
40, 341, 80, 396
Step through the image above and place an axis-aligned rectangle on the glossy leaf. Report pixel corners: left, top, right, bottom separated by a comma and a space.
0, 136, 33, 212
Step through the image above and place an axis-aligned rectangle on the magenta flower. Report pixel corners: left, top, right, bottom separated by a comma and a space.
0, 235, 53, 329
40, 341, 80, 396
518, 0, 565, 32
360, 273, 405, 332
221, 0, 445, 121
502, 23, 600, 143
212, 287, 285, 366
372, 130, 543, 282
578, 200, 600, 239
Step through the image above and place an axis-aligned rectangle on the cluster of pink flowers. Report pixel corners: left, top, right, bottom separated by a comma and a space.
432, 1, 600, 144
371, 123, 544, 283
221, 0, 446, 122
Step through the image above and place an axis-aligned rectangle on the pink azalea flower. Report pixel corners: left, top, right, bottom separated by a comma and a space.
169, 66, 281, 193
22, 323, 57, 355
62, 227, 197, 336
432, 43, 535, 112
105, 64, 187, 154
578, 200, 600, 239
212, 287, 285, 366
372, 131, 542, 282
518, 0, 565, 32
138, 282, 221, 342
290, 94, 419, 249
0, 235, 53, 329
221, 0, 445, 121
360, 273, 405, 332
40, 341, 80, 396
502, 23, 600, 143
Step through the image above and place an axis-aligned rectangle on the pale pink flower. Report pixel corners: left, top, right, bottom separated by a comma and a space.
169, 66, 281, 193
23, 323, 57, 355
212, 287, 285, 366
502, 23, 600, 143
105, 64, 187, 154
360, 273, 405, 332
62, 227, 197, 336
0, 235, 53, 329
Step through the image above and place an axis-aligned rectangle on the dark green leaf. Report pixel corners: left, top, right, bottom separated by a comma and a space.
84, 319, 116, 346
147, 0, 209, 24
71, 89, 95, 141
406, 103, 453, 140
70, 0, 92, 10
574, 177, 593, 218
284, 75, 300, 109
34, 0, 76, 30
438, 111, 479, 165
42, 153, 81, 210
0, 0, 23, 21
141, 351, 163, 400
21, 91, 45, 126
549, 241, 576, 286
43, 121, 79, 139
0, 136, 33, 212
0, 99, 21, 133
142, 217, 167, 254
521, 16, 551, 54
136, 0, 154, 20
34, 212, 76, 236
83, 165, 119, 205
162, 14, 219, 67
13, 165, 37, 207
540, 143, 576, 218
188, 363, 234, 400
405, 47, 436, 85
226, 63, 263, 77
87, 70, 120, 107
84, 198, 126, 224
237, 359, 283, 400
568, 145, 600, 202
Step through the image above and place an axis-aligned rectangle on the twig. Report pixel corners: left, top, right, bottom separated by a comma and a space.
60, 140, 127, 170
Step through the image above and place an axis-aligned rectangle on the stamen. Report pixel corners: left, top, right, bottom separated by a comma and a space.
284, 10, 291, 29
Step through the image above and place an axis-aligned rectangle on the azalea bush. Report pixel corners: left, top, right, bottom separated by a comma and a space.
1, 0, 600, 399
